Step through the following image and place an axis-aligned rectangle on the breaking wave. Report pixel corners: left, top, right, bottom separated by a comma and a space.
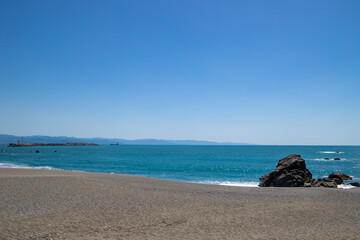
198, 180, 259, 187
0, 162, 57, 170
318, 151, 344, 154
337, 184, 357, 189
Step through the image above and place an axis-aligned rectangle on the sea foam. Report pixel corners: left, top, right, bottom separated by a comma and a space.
318, 151, 344, 154
337, 184, 357, 189
0, 162, 56, 170
199, 181, 259, 187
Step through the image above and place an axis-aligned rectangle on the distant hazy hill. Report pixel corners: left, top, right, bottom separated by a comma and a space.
0, 134, 250, 145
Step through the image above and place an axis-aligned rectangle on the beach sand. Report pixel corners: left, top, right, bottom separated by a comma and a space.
1, 168, 359, 239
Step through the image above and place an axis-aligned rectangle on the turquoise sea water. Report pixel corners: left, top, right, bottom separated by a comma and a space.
1, 145, 359, 186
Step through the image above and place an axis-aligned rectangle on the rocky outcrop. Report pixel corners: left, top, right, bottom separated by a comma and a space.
329, 172, 352, 181
312, 178, 338, 188
259, 154, 353, 188
312, 173, 354, 188
259, 154, 312, 187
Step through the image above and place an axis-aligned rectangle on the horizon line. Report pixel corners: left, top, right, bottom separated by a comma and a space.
1, 134, 359, 146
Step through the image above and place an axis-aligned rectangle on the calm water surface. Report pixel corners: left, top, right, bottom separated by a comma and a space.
1, 145, 359, 186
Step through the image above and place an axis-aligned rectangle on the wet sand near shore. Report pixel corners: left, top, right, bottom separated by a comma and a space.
1, 168, 359, 240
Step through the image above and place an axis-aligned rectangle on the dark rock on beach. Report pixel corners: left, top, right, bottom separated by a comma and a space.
259, 154, 312, 187
312, 172, 353, 188
330, 178, 343, 185
259, 155, 353, 188
312, 178, 338, 188
328, 172, 352, 181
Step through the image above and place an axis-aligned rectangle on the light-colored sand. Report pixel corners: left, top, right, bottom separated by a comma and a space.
1, 168, 359, 240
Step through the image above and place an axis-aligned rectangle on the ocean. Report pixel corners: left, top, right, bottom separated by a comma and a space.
1, 145, 359, 187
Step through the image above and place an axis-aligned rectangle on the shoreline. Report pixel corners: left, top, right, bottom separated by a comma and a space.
0, 162, 262, 187
0, 163, 262, 187
1, 168, 360, 239
0, 163, 357, 189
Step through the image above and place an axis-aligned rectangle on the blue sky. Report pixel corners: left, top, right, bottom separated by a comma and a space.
0, 0, 359, 145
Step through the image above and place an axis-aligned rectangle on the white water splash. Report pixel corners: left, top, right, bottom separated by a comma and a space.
337, 184, 357, 189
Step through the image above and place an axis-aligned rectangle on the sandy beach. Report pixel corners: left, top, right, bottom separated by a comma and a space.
1, 168, 359, 240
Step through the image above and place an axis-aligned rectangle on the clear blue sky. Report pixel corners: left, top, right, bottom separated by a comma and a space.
1, 0, 359, 145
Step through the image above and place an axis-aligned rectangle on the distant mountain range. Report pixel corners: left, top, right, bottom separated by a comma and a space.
0, 134, 251, 145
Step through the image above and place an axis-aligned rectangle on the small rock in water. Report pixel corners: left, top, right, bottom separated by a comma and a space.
54, 150, 57, 152
324, 158, 330, 160
36, 150, 40, 153
334, 158, 341, 160
349, 182, 360, 187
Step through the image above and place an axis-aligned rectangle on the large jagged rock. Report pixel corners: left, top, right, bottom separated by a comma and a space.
259, 154, 313, 187
259, 155, 354, 188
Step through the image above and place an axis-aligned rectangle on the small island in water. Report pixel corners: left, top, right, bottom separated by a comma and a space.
8, 143, 100, 147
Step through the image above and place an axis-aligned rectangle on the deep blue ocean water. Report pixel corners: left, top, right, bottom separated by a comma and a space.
1, 145, 359, 186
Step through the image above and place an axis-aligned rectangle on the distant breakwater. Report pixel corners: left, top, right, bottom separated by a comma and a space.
8, 143, 100, 147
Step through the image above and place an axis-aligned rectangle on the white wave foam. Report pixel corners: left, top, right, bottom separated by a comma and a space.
220, 181, 260, 187
308, 158, 347, 161
0, 162, 56, 170
310, 158, 330, 161
337, 184, 356, 189
199, 181, 259, 187
318, 151, 344, 154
